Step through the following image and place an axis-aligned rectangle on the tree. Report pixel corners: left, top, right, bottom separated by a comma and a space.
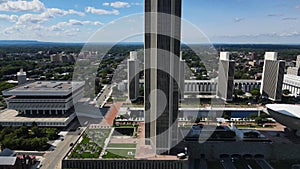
249, 113, 258, 119
233, 89, 244, 98
31, 121, 38, 127
283, 89, 291, 95
250, 88, 260, 96
195, 117, 202, 123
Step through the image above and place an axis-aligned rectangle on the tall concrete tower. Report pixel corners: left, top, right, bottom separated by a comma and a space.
127, 51, 139, 101
217, 52, 235, 101
261, 52, 285, 101
144, 0, 182, 155
17, 69, 27, 85
179, 51, 185, 101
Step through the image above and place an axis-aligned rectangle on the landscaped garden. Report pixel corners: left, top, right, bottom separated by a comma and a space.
69, 128, 111, 158
102, 143, 136, 159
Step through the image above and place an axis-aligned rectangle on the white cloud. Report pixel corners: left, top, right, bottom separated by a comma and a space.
110, 1, 130, 8
102, 2, 110, 6
17, 13, 53, 25
0, 14, 18, 22
16, 8, 84, 25
3, 25, 22, 35
46, 8, 85, 17
50, 19, 103, 31
234, 17, 244, 23
131, 2, 142, 6
102, 1, 132, 8
85, 7, 119, 15
0, 0, 45, 12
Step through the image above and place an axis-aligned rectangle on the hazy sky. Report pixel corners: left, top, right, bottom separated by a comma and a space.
0, 0, 300, 43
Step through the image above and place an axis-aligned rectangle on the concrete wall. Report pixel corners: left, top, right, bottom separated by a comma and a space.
188, 142, 300, 161
62, 159, 188, 169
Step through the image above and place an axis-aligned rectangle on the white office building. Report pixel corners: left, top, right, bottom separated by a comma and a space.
260, 52, 285, 101
2, 81, 85, 115
127, 51, 140, 101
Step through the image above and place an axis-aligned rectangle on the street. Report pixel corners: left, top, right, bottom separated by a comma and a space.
42, 129, 82, 169
96, 85, 113, 108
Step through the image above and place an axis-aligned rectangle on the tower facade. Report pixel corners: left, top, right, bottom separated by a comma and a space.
144, 0, 182, 154
127, 51, 139, 101
217, 52, 235, 101
179, 51, 185, 101
261, 52, 285, 101
17, 69, 27, 85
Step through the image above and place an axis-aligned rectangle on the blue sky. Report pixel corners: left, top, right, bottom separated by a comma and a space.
0, 0, 300, 43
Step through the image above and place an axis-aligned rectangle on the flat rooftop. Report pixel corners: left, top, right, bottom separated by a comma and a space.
0, 109, 73, 123
266, 104, 300, 119
2, 81, 85, 96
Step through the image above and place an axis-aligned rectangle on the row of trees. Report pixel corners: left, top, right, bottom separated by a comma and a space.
0, 124, 58, 151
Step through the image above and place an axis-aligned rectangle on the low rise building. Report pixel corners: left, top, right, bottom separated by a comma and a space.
2, 81, 84, 115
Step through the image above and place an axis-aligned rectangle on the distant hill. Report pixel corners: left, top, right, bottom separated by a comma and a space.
0, 40, 84, 46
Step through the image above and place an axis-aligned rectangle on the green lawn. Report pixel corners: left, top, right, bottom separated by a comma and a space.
107, 143, 136, 148
69, 151, 100, 158
103, 149, 136, 159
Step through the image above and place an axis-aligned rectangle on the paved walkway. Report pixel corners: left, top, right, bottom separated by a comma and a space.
135, 122, 156, 159
99, 128, 114, 158
99, 102, 122, 127
105, 147, 136, 150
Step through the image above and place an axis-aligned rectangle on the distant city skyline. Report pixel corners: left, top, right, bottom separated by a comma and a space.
0, 0, 300, 43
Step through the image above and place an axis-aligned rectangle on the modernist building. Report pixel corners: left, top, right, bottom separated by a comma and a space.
17, 69, 27, 85
260, 52, 285, 101
179, 52, 185, 100
2, 81, 85, 115
217, 52, 235, 101
144, 0, 182, 154
287, 67, 300, 76
127, 51, 140, 101
122, 79, 261, 95
283, 74, 300, 96
266, 104, 300, 136
287, 55, 300, 76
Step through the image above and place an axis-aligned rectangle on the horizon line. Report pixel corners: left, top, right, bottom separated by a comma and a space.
0, 40, 300, 45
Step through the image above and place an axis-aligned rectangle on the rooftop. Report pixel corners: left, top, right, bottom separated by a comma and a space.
2, 81, 84, 96
266, 104, 300, 119
0, 157, 16, 166
0, 109, 74, 123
